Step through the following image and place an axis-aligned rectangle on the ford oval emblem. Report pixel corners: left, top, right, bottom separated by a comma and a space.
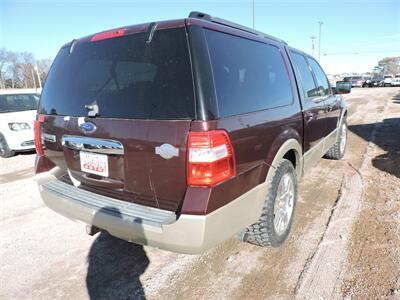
79, 122, 96, 134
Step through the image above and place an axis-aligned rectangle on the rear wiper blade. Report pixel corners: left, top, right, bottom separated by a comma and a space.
146, 22, 158, 44
85, 103, 99, 117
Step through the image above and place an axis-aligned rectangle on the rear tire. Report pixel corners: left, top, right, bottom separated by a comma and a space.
325, 120, 347, 160
245, 159, 297, 247
0, 134, 15, 158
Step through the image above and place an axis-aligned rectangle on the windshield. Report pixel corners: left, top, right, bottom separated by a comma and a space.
39, 27, 195, 120
0, 93, 39, 113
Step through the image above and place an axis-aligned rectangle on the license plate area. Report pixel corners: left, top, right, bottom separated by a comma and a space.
79, 151, 109, 177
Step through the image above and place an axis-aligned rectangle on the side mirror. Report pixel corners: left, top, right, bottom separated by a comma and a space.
334, 81, 351, 94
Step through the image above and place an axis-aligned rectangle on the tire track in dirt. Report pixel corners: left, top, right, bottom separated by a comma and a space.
294, 88, 393, 299
341, 88, 400, 299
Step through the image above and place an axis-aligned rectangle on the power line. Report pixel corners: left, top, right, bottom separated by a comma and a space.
324, 50, 400, 55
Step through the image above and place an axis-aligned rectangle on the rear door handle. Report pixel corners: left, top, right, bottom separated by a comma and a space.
304, 111, 316, 123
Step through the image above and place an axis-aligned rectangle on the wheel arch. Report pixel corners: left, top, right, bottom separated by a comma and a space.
264, 138, 303, 185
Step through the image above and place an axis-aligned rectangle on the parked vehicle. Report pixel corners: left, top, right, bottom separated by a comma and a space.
0, 89, 40, 158
383, 75, 393, 87
34, 12, 349, 254
344, 75, 370, 88
391, 77, 400, 87
363, 76, 384, 87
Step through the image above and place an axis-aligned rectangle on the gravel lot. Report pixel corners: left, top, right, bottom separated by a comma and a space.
1, 87, 399, 299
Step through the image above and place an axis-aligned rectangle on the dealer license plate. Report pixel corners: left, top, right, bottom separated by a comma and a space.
80, 151, 109, 177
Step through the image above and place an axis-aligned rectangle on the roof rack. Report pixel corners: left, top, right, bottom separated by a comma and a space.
188, 11, 286, 45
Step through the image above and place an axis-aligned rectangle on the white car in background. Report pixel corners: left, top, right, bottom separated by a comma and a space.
383, 75, 393, 87
0, 89, 40, 158
391, 77, 400, 87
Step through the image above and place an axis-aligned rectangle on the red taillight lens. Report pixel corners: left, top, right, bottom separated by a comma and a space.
34, 115, 44, 156
91, 28, 126, 42
187, 130, 236, 187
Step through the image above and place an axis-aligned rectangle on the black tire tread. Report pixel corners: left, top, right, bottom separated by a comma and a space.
0, 133, 15, 158
245, 159, 297, 248
325, 120, 347, 160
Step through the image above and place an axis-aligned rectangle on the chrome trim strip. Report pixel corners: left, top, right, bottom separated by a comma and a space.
61, 135, 124, 155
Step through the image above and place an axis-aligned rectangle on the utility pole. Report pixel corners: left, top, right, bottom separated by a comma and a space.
31, 68, 37, 90
34, 64, 42, 89
252, 0, 255, 29
310, 36, 317, 57
318, 21, 323, 62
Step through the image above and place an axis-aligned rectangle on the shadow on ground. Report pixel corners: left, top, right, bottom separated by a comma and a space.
87, 207, 149, 300
392, 91, 400, 104
16, 150, 36, 156
349, 113, 400, 179
0, 167, 34, 183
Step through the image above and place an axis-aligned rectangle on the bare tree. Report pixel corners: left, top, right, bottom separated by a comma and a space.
374, 56, 400, 75
0, 48, 8, 88
0, 47, 53, 89
36, 58, 53, 85
19, 52, 36, 88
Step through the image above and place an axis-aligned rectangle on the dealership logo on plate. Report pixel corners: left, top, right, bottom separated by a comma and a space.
79, 122, 96, 134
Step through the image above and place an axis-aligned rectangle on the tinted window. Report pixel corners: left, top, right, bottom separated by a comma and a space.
308, 58, 330, 96
40, 28, 195, 119
0, 94, 39, 113
291, 52, 318, 98
205, 30, 293, 117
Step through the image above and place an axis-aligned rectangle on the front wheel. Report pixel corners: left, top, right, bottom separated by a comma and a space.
325, 120, 347, 160
245, 159, 297, 247
0, 134, 15, 158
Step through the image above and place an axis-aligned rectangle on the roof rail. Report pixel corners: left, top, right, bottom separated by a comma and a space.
188, 11, 286, 45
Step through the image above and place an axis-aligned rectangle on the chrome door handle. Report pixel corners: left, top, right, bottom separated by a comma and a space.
304, 111, 316, 123
61, 135, 124, 155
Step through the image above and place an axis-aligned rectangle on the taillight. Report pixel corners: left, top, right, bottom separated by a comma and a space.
34, 115, 45, 156
187, 130, 236, 187
91, 28, 126, 42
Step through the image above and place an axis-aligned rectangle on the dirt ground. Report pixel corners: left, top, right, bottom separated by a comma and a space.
0, 88, 399, 300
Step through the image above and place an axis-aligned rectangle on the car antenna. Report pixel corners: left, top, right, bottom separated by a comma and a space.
146, 22, 158, 44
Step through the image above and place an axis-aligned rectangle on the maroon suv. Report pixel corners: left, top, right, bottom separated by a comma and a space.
34, 12, 349, 254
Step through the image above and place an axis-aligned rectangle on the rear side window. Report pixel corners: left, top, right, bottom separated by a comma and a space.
205, 30, 293, 117
39, 28, 195, 119
291, 52, 318, 98
307, 58, 330, 96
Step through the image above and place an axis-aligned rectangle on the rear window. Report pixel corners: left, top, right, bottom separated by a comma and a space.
205, 30, 293, 117
0, 94, 39, 113
39, 28, 195, 119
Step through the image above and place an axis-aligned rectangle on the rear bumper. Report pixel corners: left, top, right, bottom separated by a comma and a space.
35, 168, 268, 254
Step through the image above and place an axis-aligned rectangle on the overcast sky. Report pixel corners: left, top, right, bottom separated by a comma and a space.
1, 0, 399, 74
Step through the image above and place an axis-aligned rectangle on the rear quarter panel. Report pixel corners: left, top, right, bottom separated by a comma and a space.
182, 103, 303, 215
